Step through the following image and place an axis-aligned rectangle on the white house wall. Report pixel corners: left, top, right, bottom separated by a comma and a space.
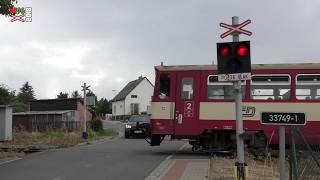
112, 100, 125, 116
125, 78, 154, 115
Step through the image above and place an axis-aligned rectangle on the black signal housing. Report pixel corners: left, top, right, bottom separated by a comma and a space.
217, 41, 251, 75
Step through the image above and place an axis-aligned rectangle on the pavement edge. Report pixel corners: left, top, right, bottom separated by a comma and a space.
145, 142, 189, 180
145, 155, 174, 180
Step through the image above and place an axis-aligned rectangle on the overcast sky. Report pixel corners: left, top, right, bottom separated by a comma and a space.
0, 0, 319, 100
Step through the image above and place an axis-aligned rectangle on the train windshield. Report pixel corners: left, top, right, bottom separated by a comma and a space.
159, 74, 171, 98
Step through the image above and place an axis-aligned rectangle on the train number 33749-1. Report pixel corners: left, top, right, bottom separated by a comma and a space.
261, 112, 306, 125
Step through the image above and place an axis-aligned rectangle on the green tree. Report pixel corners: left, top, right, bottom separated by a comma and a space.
17, 82, 35, 104
0, 84, 31, 112
0, 0, 13, 16
96, 98, 111, 117
11, 100, 29, 112
71, 90, 82, 98
57, 92, 69, 99
0, 84, 15, 105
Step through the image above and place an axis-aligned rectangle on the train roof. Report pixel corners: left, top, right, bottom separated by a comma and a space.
155, 63, 320, 71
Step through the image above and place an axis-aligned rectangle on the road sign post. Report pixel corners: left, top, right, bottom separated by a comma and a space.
260, 112, 306, 180
279, 126, 286, 180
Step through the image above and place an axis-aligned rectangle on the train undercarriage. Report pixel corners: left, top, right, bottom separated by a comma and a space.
149, 130, 267, 154
188, 130, 267, 154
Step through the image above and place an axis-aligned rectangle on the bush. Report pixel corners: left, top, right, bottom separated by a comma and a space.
91, 118, 103, 132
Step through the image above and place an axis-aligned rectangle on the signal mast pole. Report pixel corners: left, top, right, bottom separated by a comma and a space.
232, 16, 246, 180
81, 83, 90, 140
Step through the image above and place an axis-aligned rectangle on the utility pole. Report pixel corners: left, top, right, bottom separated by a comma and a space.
81, 83, 90, 140
232, 16, 246, 180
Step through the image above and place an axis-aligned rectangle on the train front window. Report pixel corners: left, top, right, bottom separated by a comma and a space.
296, 74, 320, 100
159, 74, 171, 98
181, 77, 194, 99
251, 75, 291, 100
207, 75, 245, 99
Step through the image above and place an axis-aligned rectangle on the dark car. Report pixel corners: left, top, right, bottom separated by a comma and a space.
124, 115, 150, 138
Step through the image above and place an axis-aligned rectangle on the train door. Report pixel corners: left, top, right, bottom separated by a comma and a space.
174, 71, 200, 135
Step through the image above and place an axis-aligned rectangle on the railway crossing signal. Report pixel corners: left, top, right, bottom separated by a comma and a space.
217, 41, 251, 81
81, 83, 90, 140
218, 16, 252, 180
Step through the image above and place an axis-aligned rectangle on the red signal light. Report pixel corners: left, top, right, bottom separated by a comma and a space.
220, 47, 230, 57
236, 45, 248, 57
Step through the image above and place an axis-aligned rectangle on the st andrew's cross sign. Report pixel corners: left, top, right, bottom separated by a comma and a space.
219, 19, 252, 38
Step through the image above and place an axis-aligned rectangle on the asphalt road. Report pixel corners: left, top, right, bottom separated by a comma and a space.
0, 121, 187, 180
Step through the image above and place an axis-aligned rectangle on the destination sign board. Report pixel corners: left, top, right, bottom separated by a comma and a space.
218, 73, 251, 81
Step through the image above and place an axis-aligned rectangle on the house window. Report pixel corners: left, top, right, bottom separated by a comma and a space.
159, 74, 170, 98
251, 75, 291, 100
131, 95, 138, 98
181, 77, 194, 99
296, 74, 320, 100
207, 75, 245, 99
130, 103, 139, 115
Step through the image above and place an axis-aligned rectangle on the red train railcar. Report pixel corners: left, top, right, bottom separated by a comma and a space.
149, 63, 320, 151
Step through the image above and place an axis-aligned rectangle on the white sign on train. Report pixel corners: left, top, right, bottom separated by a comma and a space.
218, 73, 251, 81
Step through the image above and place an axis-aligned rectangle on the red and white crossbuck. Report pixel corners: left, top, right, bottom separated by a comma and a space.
220, 19, 252, 38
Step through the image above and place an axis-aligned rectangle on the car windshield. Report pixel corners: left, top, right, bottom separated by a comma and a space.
128, 115, 150, 122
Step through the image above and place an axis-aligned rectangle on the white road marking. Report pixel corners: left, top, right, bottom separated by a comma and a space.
0, 158, 21, 166
177, 141, 189, 152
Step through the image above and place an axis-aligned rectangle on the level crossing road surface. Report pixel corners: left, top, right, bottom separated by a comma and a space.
0, 121, 209, 180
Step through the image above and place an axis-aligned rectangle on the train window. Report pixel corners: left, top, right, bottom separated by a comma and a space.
251, 75, 291, 100
159, 74, 170, 98
207, 75, 245, 99
181, 77, 194, 99
296, 74, 320, 100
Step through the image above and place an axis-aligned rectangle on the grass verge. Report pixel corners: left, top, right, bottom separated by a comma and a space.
208, 154, 289, 180
0, 128, 119, 159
